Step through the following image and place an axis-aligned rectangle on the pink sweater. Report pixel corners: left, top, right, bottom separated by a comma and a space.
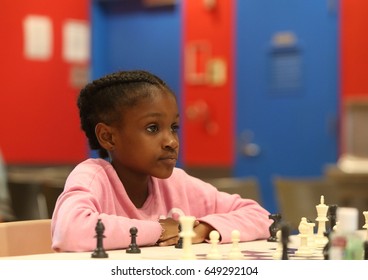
51, 158, 271, 252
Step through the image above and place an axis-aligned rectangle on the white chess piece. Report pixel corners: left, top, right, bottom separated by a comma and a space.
206, 230, 222, 259
315, 195, 329, 248
363, 211, 368, 241
307, 220, 316, 250
295, 217, 314, 257
179, 216, 196, 260
227, 229, 244, 260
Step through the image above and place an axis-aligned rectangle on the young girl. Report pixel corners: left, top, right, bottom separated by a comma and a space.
51, 70, 271, 252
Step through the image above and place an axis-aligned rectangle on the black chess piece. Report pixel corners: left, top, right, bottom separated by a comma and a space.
327, 204, 338, 233
267, 213, 282, 242
322, 231, 331, 260
364, 241, 368, 260
175, 224, 183, 249
126, 227, 141, 254
280, 222, 290, 260
91, 219, 109, 258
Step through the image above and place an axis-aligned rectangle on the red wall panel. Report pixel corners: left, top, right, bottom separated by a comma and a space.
182, 0, 235, 166
0, 1, 89, 164
341, 0, 368, 98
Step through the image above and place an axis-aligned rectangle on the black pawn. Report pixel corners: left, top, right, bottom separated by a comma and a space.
268, 213, 282, 242
175, 224, 183, 249
91, 219, 108, 258
280, 222, 290, 260
126, 227, 141, 254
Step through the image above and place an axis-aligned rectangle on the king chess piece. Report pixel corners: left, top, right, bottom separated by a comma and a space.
91, 219, 109, 258
315, 195, 329, 248
268, 213, 282, 242
126, 227, 141, 254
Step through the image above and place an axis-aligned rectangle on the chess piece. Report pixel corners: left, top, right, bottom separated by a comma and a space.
327, 204, 338, 233
272, 230, 283, 260
206, 230, 222, 259
364, 240, 368, 260
126, 227, 141, 254
281, 222, 290, 260
227, 229, 243, 260
268, 213, 282, 242
179, 216, 196, 260
363, 211, 368, 241
315, 195, 329, 248
175, 224, 183, 249
322, 231, 331, 260
295, 217, 313, 257
91, 219, 109, 258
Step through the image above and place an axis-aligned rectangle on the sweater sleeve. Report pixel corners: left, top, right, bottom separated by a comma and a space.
176, 171, 272, 243
51, 185, 163, 252
51, 162, 163, 252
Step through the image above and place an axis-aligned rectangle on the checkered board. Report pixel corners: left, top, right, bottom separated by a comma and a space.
196, 248, 324, 260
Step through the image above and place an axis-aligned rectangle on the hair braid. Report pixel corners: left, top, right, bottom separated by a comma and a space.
77, 70, 174, 159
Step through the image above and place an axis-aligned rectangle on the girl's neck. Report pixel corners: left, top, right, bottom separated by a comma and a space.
113, 164, 150, 208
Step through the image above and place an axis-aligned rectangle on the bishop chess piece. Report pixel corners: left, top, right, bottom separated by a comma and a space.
295, 217, 313, 257
91, 219, 109, 258
268, 213, 282, 242
126, 227, 141, 254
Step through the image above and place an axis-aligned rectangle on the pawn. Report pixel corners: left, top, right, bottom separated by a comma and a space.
91, 219, 108, 258
228, 229, 244, 259
206, 230, 222, 259
126, 227, 141, 254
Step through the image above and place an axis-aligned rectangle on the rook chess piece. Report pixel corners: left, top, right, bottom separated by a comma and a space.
91, 219, 109, 258
126, 227, 141, 254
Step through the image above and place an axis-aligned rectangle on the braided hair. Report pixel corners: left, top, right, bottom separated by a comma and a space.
77, 70, 175, 158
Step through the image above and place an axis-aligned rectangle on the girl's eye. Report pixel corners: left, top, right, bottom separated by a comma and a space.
146, 125, 159, 133
172, 124, 180, 133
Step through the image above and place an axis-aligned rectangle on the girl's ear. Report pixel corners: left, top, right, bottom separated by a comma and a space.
95, 123, 115, 151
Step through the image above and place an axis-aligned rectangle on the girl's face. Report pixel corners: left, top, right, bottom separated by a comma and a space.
110, 90, 180, 180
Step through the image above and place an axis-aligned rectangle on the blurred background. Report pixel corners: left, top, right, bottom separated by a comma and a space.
1, 0, 367, 229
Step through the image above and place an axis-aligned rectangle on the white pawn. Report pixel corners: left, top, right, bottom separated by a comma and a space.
206, 230, 222, 259
227, 230, 244, 260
